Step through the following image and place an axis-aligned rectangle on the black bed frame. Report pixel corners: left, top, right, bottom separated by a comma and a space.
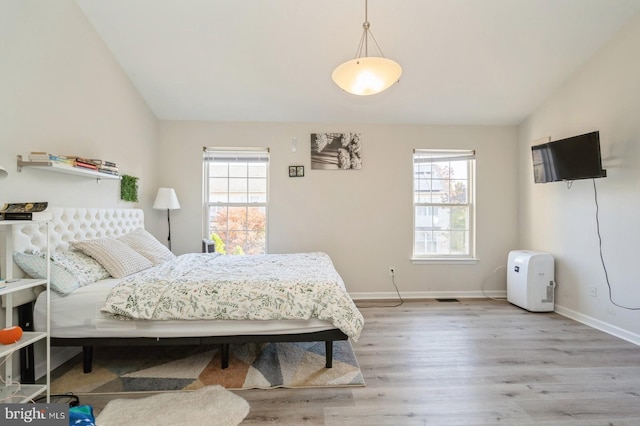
19, 302, 348, 378
49, 329, 348, 373
20, 305, 347, 379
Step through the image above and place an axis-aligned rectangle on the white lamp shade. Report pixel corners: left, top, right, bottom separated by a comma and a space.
332, 56, 402, 96
0, 164, 7, 179
153, 188, 181, 210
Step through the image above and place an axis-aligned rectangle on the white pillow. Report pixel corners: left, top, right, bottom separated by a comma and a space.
72, 238, 153, 278
49, 250, 111, 285
118, 228, 175, 265
13, 252, 80, 295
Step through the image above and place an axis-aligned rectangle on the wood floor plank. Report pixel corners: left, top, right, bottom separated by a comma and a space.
72, 299, 640, 424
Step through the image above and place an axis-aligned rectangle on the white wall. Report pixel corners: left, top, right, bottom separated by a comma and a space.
159, 121, 518, 297
518, 13, 640, 341
0, 0, 519, 332
0, 0, 160, 378
0, 0, 160, 235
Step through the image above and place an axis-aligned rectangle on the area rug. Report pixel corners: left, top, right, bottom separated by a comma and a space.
96, 385, 249, 426
51, 341, 365, 393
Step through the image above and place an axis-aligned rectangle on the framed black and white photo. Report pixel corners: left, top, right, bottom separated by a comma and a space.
310, 133, 362, 170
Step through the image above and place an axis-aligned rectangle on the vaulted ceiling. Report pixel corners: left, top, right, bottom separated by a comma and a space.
76, 0, 640, 125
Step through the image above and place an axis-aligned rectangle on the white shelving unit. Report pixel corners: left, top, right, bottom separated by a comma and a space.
17, 155, 120, 182
0, 220, 50, 403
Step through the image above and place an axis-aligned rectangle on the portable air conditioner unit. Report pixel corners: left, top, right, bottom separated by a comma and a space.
507, 250, 555, 312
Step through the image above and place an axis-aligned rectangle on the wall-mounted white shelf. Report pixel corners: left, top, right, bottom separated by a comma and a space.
17, 155, 120, 182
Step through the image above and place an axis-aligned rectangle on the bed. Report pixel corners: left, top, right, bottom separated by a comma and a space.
4, 208, 363, 375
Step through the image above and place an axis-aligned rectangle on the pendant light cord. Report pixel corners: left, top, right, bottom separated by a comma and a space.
353, 0, 386, 59
364, 0, 368, 55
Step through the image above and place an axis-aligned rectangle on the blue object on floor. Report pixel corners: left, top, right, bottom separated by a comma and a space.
69, 405, 96, 426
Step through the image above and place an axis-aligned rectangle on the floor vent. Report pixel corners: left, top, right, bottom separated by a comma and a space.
436, 298, 460, 302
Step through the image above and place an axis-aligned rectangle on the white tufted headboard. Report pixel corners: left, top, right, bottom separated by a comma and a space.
0, 208, 145, 308
1, 208, 144, 279
10, 208, 145, 254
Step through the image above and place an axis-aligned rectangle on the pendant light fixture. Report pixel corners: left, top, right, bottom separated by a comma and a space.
332, 0, 402, 96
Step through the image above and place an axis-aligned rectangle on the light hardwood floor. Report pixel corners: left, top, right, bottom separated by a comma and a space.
77, 299, 640, 425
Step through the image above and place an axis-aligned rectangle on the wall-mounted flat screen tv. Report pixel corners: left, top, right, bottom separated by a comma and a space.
531, 131, 607, 183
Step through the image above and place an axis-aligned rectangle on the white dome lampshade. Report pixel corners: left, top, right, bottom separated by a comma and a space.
332, 56, 402, 96
331, 0, 402, 96
0, 164, 8, 179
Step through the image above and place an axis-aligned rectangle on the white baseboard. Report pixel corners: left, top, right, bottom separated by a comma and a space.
554, 304, 640, 347
350, 290, 507, 300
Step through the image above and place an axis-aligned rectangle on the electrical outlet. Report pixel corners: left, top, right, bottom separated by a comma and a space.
388, 267, 395, 276
589, 286, 597, 297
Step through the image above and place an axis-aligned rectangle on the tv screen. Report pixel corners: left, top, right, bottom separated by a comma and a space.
531, 131, 606, 183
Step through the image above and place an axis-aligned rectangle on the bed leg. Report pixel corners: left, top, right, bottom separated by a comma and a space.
221, 343, 230, 369
325, 341, 333, 368
83, 346, 94, 373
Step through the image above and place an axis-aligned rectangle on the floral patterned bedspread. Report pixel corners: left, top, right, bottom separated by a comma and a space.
101, 252, 364, 340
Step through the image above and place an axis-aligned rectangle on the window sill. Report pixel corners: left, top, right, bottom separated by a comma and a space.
411, 257, 479, 265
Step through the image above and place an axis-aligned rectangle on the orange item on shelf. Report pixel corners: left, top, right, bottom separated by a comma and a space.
0, 326, 23, 344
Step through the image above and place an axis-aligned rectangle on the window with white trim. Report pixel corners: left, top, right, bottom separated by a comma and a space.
203, 148, 269, 255
413, 149, 475, 259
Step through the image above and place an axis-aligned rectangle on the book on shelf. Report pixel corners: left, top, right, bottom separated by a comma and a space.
24, 153, 119, 175
75, 161, 98, 170
49, 155, 76, 166
0, 202, 51, 221
27, 153, 76, 166
61, 155, 86, 165
70, 157, 120, 170
89, 159, 117, 168
0, 211, 53, 221
0, 202, 48, 213
75, 157, 119, 174
53, 157, 76, 166
97, 168, 119, 176
97, 164, 119, 173
28, 152, 52, 161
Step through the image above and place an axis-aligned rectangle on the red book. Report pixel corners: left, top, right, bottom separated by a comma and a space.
75, 161, 98, 170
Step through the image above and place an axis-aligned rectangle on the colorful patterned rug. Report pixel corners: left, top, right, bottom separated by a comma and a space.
51, 341, 365, 393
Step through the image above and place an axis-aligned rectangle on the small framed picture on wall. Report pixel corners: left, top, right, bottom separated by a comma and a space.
289, 165, 304, 177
